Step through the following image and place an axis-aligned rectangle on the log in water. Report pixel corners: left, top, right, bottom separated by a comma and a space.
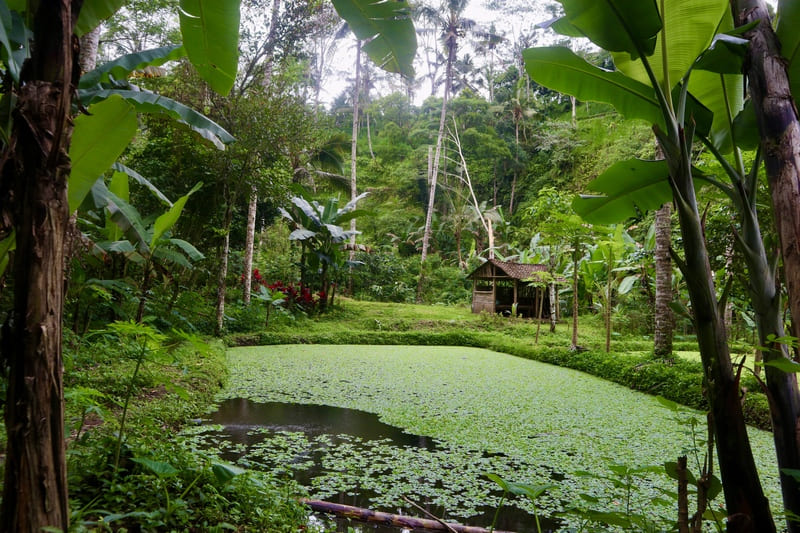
301, 498, 516, 533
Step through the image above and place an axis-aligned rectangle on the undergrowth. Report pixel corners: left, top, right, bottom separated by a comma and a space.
60, 325, 308, 532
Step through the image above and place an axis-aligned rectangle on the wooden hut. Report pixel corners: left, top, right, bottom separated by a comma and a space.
467, 259, 550, 317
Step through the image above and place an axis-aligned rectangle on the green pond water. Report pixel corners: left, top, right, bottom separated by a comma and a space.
185, 344, 781, 532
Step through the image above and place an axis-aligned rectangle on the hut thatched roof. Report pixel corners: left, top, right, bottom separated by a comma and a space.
467, 259, 548, 280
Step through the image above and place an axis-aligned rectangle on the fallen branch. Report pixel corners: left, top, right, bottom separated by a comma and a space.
402, 495, 458, 533
301, 498, 516, 533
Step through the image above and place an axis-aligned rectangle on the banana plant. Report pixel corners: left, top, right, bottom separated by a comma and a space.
523, 0, 778, 528
579, 226, 637, 353
278, 188, 369, 310
88, 172, 204, 323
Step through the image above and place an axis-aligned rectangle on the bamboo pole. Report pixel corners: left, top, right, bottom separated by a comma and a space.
301, 498, 516, 533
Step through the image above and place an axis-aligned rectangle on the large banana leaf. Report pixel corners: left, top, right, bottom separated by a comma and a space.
75, 0, 126, 36
0, 4, 26, 83
79, 88, 234, 149
572, 159, 673, 224
777, 0, 800, 103
112, 163, 173, 207
179, 0, 240, 96
688, 18, 746, 153
68, 95, 138, 212
611, 0, 728, 92
559, 0, 661, 59
106, 171, 130, 242
523, 47, 663, 127
79, 45, 186, 89
95, 181, 152, 252
573, 159, 709, 224
332, 0, 416, 78
151, 182, 202, 248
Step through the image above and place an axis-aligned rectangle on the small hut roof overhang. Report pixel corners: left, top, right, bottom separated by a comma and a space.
467, 259, 551, 317
467, 259, 548, 281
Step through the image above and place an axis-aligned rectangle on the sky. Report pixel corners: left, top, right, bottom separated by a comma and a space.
318, 0, 779, 108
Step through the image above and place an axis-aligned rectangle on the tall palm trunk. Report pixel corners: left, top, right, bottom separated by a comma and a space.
242, 186, 257, 304
654, 203, 673, 356
654, 139, 674, 357
215, 184, 234, 336
1, 2, 77, 530
349, 40, 362, 293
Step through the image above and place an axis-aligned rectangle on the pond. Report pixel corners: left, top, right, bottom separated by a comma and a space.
184, 345, 781, 532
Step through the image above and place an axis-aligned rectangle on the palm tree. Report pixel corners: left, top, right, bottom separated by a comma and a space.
418, 0, 475, 298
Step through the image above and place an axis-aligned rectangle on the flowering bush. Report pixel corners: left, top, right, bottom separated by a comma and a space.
242, 270, 326, 313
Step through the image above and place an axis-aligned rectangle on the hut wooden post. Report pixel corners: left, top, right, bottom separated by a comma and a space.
513, 280, 518, 315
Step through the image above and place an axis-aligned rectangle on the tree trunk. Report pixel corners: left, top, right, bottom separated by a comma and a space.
0, 2, 77, 530
654, 202, 674, 357
366, 112, 375, 159
242, 186, 257, 305
549, 281, 557, 332
215, 187, 234, 336
349, 40, 361, 292
734, 2, 800, 528
78, 26, 100, 73
571, 239, 580, 349
663, 125, 774, 532
419, 28, 456, 266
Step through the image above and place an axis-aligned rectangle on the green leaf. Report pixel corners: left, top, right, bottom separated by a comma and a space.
707, 474, 722, 500
151, 182, 203, 248
131, 457, 179, 478
572, 159, 673, 224
79, 88, 235, 150
688, 14, 745, 153
655, 395, 680, 411
68, 95, 137, 213
106, 171, 130, 242
0, 2, 24, 82
781, 468, 800, 483
95, 181, 151, 251
778, 0, 800, 104
179, 0, 240, 95
153, 247, 192, 268
618, 274, 639, 294
664, 461, 697, 485
560, 0, 661, 59
763, 357, 800, 373
523, 47, 663, 128
612, 0, 729, 93
75, 0, 126, 36
79, 45, 186, 89
331, 0, 416, 78
169, 238, 205, 262
694, 34, 749, 74
0, 229, 15, 278
112, 163, 173, 207
732, 100, 760, 151
211, 462, 247, 485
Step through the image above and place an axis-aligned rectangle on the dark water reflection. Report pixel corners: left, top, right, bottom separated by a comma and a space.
202, 399, 560, 532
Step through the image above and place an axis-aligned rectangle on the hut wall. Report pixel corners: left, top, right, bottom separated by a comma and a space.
472, 290, 494, 314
